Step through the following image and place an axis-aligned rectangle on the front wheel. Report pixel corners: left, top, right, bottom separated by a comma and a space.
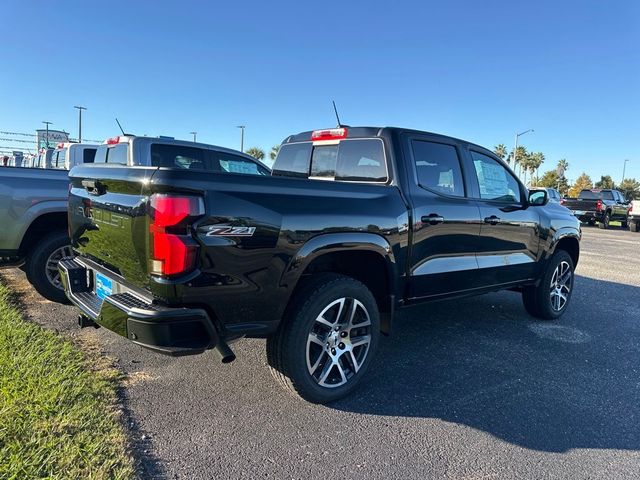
267, 274, 380, 403
522, 250, 574, 320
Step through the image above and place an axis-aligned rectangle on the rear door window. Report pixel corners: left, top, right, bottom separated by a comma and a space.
412, 140, 465, 197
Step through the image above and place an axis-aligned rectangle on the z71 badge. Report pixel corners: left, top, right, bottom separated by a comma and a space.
202, 225, 256, 237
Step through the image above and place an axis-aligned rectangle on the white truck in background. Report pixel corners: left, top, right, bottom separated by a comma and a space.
629, 200, 640, 232
49, 142, 98, 169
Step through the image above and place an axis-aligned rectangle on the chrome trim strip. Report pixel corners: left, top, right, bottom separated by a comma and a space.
412, 252, 534, 276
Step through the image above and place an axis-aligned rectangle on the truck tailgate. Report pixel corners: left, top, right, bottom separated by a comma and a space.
69, 165, 157, 289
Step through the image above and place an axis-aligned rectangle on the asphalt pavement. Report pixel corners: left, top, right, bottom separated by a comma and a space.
3, 225, 639, 479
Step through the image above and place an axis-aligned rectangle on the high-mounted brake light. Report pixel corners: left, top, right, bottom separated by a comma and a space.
105, 136, 121, 145
149, 194, 204, 276
57, 142, 65, 149
311, 128, 348, 141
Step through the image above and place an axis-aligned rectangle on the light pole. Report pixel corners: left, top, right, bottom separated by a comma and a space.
190, 131, 197, 142
42, 121, 53, 148
236, 125, 245, 152
622, 159, 629, 185
513, 129, 534, 179
74, 106, 86, 142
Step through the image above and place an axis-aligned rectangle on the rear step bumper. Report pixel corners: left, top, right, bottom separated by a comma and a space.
58, 257, 218, 356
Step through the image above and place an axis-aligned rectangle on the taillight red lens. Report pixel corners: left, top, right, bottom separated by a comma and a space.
149, 194, 204, 276
560, 198, 565, 205
596, 199, 603, 211
105, 136, 121, 145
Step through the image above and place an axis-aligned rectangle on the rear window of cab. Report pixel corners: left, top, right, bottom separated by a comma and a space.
273, 138, 387, 182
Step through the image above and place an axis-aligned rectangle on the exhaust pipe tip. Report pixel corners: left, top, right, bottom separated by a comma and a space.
215, 339, 236, 364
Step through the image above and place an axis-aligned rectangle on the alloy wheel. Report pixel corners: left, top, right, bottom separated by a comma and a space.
45, 245, 74, 291
549, 260, 572, 312
306, 297, 372, 388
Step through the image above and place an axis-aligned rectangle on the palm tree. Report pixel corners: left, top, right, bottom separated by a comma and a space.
529, 152, 545, 186
269, 145, 280, 161
494, 144, 508, 163
557, 158, 569, 175
245, 147, 265, 161
511, 146, 528, 179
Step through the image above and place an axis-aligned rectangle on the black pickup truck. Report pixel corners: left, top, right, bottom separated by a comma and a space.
60, 127, 581, 403
562, 189, 630, 228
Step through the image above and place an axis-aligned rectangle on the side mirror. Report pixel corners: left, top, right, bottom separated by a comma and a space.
528, 189, 548, 206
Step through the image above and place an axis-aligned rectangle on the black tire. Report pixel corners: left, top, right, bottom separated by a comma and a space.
24, 230, 73, 304
522, 250, 574, 320
587, 220, 596, 226
267, 274, 380, 403
631, 220, 639, 233
621, 220, 628, 229
598, 212, 610, 229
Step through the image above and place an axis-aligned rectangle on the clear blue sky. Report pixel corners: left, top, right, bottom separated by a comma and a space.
2, 0, 638, 181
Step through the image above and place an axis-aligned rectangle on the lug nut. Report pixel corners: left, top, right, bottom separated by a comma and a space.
340, 331, 347, 338
334, 326, 340, 331
331, 348, 336, 355
338, 342, 345, 349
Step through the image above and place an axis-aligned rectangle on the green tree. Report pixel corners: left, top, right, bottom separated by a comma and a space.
245, 147, 265, 161
269, 145, 280, 161
528, 152, 545, 186
537, 169, 570, 195
619, 178, 640, 200
594, 175, 615, 189
510, 146, 529, 179
494, 144, 507, 162
568, 172, 593, 198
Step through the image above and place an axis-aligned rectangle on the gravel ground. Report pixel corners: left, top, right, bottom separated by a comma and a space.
2, 225, 639, 480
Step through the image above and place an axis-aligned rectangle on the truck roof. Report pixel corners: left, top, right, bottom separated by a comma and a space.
282, 126, 496, 157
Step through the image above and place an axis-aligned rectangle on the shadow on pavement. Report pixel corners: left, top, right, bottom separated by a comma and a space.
331, 275, 640, 453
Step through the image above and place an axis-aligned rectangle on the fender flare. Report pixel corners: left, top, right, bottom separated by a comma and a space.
279, 232, 398, 329
17, 201, 68, 252
546, 228, 581, 265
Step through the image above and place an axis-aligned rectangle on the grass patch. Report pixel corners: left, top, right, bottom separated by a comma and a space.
0, 282, 135, 479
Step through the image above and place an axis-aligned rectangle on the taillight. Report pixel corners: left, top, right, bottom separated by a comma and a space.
149, 194, 204, 276
311, 128, 348, 141
105, 136, 121, 145
596, 199, 603, 211
560, 198, 565, 205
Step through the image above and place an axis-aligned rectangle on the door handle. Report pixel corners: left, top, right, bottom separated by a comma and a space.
484, 215, 500, 225
421, 214, 445, 225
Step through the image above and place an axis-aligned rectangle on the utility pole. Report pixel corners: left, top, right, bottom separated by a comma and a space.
42, 121, 53, 148
236, 125, 245, 152
74, 106, 86, 142
513, 129, 534, 179
190, 131, 197, 142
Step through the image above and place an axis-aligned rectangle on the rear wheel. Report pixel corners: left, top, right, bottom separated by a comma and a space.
24, 230, 73, 304
598, 212, 610, 229
267, 274, 380, 403
522, 250, 574, 320
621, 220, 629, 229
587, 220, 596, 226
630, 220, 639, 232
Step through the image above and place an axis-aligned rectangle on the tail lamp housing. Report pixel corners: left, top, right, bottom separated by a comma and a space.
596, 199, 603, 211
149, 194, 204, 276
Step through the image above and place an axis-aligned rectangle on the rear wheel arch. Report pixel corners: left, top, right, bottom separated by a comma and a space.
281, 233, 397, 331
19, 212, 69, 256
